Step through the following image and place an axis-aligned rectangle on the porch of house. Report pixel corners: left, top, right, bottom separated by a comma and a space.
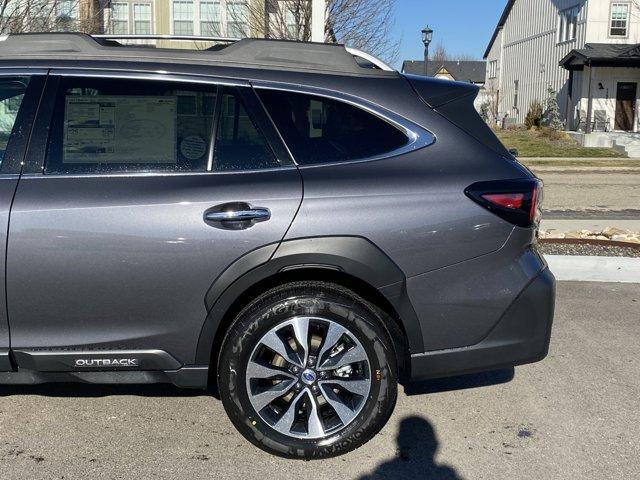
566, 130, 640, 157
561, 43, 640, 135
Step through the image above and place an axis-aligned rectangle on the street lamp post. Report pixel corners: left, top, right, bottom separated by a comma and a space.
422, 26, 433, 77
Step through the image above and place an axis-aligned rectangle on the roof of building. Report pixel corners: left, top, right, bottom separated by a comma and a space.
483, 0, 516, 59
401, 60, 486, 84
560, 43, 640, 69
0, 33, 397, 77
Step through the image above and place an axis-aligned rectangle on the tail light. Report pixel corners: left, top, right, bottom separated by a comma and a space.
465, 179, 542, 228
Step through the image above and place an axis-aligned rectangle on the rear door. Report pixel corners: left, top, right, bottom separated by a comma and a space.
0, 71, 46, 371
7, 71, 301, 370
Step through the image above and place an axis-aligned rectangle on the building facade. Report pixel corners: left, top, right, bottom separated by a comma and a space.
485, 0, 640, 132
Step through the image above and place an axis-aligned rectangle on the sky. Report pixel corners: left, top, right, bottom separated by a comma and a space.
392, 0, 508, 67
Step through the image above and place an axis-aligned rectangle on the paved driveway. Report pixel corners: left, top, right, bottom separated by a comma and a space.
0, 281, 638, 479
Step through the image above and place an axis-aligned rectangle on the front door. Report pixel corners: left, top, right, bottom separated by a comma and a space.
0, 72, 46, 371
615, 82, 637, 131
6, 72, 302, 370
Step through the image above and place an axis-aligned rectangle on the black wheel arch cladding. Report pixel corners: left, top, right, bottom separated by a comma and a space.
196, 236, 423, 366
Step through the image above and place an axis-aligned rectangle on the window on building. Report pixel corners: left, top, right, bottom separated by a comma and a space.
112, 2, 130, 34
133, 3, 152, 34
513, 80, 519, 109
200, 1, 221, 36
488, 60, 498, 79
173, 0, 195, 35
558, 5, 579, 43
170, 0, 248, 37
284, 7, 297, 38
111, 1, 153, 35
227, 1, 249, 37
610, 3, 630, 36
258, 89, 409, 166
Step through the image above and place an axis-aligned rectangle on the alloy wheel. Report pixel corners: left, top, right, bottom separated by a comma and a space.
245, 316, 372, 439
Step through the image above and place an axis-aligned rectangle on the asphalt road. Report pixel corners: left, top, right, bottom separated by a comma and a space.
0, 281, 638, 479
535, 170, 640, 218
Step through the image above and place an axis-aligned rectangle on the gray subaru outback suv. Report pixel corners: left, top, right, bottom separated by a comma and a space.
0, 33, 555, 459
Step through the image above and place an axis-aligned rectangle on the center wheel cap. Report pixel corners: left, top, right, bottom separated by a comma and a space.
301, 369, 317, 385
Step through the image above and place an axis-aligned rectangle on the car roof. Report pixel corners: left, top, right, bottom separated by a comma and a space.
0, 33, 397, 78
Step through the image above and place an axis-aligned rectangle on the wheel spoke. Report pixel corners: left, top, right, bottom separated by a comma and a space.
317, 321, 347, 365
246, 361, 296, 381
290, 317, 310, 366
250, 379, 296, 411
319, 377, 370, 396
260, 329, 302, 367
318, 344, 368, 370
318, 384, 356, 425
273, 389, 306, 434
305, 390, 325, 438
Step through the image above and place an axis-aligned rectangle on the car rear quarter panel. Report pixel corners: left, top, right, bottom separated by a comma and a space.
280, 75, 540, 352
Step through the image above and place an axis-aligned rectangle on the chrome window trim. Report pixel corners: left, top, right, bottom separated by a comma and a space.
48, 68, 248, 87
20, 166, 298, 180
0, 68, 49, 76
250, 80, 436, 169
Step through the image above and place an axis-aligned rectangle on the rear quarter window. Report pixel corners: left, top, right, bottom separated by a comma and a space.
258, 89, 408, 166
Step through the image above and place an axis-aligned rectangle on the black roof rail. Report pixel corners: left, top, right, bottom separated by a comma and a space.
0, 32, 395, 76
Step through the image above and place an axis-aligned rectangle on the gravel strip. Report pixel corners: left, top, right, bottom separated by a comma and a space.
538, 242, 640, 258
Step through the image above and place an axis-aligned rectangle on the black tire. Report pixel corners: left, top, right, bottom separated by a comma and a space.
217, 281, 398, 459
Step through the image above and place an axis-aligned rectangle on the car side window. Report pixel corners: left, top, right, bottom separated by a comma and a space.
257, 89, 409, 166
0, 77, 30, 166
213, 87, 279, 172
45, 78, 278, 174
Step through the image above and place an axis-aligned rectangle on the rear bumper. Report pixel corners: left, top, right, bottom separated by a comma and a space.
409, 267, 556, 382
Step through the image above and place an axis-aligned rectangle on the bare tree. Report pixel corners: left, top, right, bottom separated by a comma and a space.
430, 41, 447, 62
429, 40, 478, 62
230, 0, 400, 64
0, 0, 105, 35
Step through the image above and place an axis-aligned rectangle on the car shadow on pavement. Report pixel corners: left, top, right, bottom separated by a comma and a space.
0, 383, 206, 398
403, 368, 515, 396
358, 416, 463, 480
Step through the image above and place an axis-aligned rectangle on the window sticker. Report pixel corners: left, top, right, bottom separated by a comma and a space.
180, 135, 207, 160
63, 95, 177, 164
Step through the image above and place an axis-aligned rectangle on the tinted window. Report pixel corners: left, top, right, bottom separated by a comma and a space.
213, 88, 278, 171
258, 89, 408, 165
0, 77, 30, 166
45, 78, 277, 174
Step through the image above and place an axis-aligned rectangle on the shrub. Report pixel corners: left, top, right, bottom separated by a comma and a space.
525, 100, 543, 129
543, 86, 563, 130
537, 126, 566, 142
479, 101, 491, 123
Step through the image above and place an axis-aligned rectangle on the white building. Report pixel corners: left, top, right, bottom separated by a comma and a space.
485, 0, 640, 134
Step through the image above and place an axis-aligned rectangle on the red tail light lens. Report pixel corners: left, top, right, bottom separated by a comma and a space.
481, 193, 525, 210
465, 179, 542, 228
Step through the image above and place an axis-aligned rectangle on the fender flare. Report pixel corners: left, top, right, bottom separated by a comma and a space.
194, 236, 424, 364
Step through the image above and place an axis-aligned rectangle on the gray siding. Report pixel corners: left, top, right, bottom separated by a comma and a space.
497, 0, 588, 124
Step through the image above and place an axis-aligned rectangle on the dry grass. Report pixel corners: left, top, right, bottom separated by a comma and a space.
494, 127, 626, 158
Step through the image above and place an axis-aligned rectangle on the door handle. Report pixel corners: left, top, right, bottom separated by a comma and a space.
204, 203, 271, 229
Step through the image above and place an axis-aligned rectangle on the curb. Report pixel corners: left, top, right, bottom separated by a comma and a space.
540, 238, 640, 250
544, 255, 640, 283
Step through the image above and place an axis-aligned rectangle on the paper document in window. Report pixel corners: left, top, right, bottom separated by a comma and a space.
63, 96, 177, 164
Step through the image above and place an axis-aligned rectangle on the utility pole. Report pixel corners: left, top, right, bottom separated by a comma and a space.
311, 0, 326, 42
